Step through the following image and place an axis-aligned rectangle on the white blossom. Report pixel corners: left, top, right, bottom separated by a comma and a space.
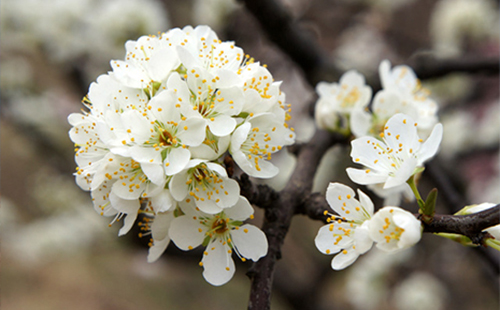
230, 113, 295, 178
169, 196, 268, 286
368, 206, 422, 252
351, 60, 439, 139
314, 70, 372, 133
315, 183, 374, 270
169, 160, 240, 214
347, 113, 443, 189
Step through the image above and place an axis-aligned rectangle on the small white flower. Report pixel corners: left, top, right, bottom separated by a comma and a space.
347, 113, 443, 189
230, 113, 295, 178
315, 183, 374, 270
379, 60, 439, 133
314, 70, 372, 132
169, 160, 240, 214
169, 196, 268, 286
166, 70, 244, 137
368, 206, 422, 252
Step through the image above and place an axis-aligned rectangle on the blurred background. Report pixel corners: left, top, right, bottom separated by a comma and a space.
1, 0, 499, 309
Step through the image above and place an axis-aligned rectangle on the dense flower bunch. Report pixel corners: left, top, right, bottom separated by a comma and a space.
69, 25, 294, 285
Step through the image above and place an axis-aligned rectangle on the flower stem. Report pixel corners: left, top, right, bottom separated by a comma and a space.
407, 174, 424, 206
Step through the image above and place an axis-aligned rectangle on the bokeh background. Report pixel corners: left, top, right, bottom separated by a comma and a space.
1, 0, 499, 309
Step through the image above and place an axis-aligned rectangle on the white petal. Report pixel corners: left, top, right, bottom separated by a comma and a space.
208, 114, 236, 137
230, 122, 251, 153
393, 212, 422, 249
150, 189, 175, 213
177, 117, 207, 146
109, 192, 141, 214
119, 212, 138, 236
169, 170, 189, 201
350, 108, 372, 138
224, 196, 253, 221
332, 246, 359, 270
164, 147, 190, 175
231, 224, 268, 261
147, 236, 171, 263
346, 168, 388, 186
151, 211, 175, 241
383, 156, 417, 189
350, 136, 390, 171
417, 123, 443, 165
169, 216, 205, 250
357, 189, 374, 217
325, 183, 361, 219
202, 241, 235, 286
140, 163, 165, 185
146, 48, 179, 82
314, 225, 343, 255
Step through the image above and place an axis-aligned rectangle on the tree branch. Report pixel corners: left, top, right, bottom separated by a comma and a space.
236, 173, 279, 209
409, 54, 500, 80
422, 204, 500, 243
247, 130, 346, 310
239, 0, 342, 86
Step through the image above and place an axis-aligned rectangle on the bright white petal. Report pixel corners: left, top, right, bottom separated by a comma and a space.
164, 147, 190, 175
202, 241, 235, 286
208, 114, 236, 137
147, 236, 171, 263
231, 224, 268, 261
417, 123, 443, 165
332, 246, 359, 270
224, 196, 253, 221
169, 216, 206, 250
346, 168, 388, 185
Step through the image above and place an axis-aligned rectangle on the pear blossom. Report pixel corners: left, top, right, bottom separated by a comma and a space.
169, 160, 240, 214
230, 113, 295, 178
166, 69, 243, 137
347, 113, 443, 189
351, 60, 439, 139
314, 70, 372, 133
69, 24, 293, 265
169, 196, 268, 286
379, 60, 439, 132
368, 207, 422, 252
315, 183, 374, 270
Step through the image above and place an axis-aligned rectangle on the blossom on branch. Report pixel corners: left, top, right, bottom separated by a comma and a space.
68, 25, 292, 281
347, 113, 443, 189
169, 196, 268, 286
315, 183, 374, 270
368, 207, 422, 252
314, 70, 372, 134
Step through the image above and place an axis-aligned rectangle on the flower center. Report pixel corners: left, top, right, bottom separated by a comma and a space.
212, 218, 229, 234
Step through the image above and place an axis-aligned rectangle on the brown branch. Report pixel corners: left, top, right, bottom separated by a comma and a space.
236, 173, 279, 209
247, 130, 346, 310
422, 204, 500, 244
239, 0, 342, 86
409, 54, 500, 80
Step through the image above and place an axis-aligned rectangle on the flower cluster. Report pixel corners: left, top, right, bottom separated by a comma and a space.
315, 60, 439, 140
314, 60, 444, 271
315, 183, 422, 270
69, 25, 295, 285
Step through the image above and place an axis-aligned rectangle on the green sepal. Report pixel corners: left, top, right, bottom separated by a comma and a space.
423, 188, 438, 217
435, 233, 475, 247
201, 235, 211, 247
